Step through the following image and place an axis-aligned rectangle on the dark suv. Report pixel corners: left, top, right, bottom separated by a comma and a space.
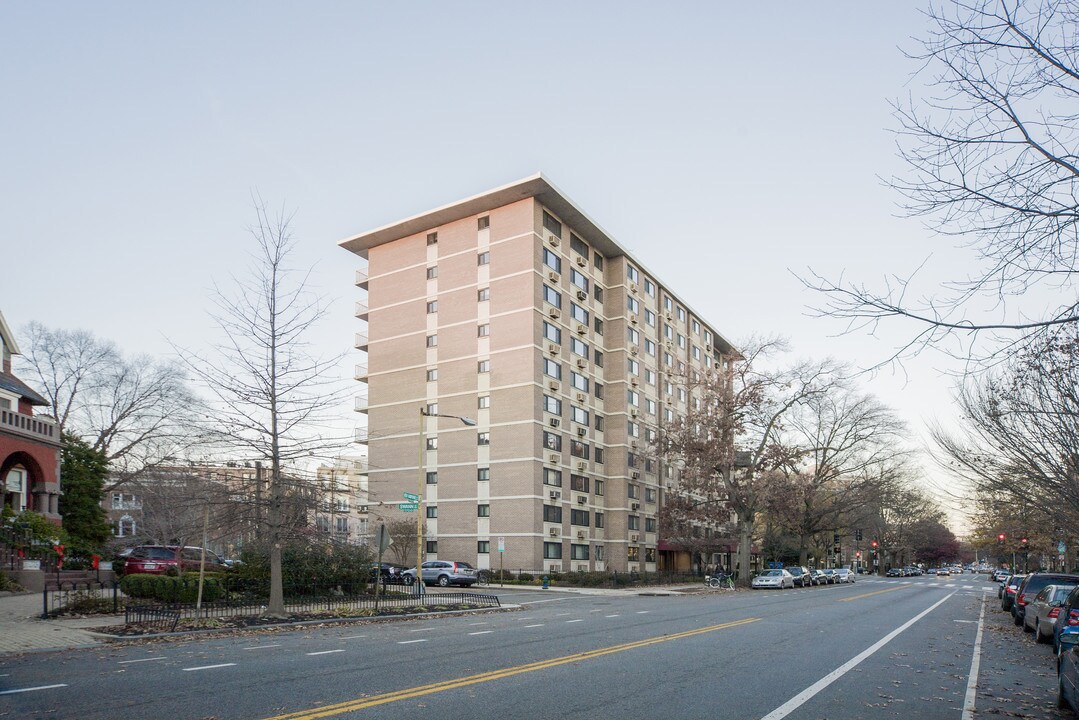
1012, 572, 1079, 627
123, 545, 229, 575
788, 566, 814, 588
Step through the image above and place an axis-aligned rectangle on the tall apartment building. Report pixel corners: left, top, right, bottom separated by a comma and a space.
340, 174, 736, 574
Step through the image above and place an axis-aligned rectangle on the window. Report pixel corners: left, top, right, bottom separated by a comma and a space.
628, 358, 639, 375
645, 279, 655, 296
628, 546, 639, 562
426, 541, 438, 553
543, 395, 562, 415
664, 324, 674, 340
571, 544, 589, 561
477, 504, 490, 517
544, 431, 562, 451
664, 296, 673, 311
628, 327, 640, 345
594, 382, 603, 400
593, 317, 603, 335
627, 296, 639, 314
426, 506, 437, 518
595, 479, 604, 496
571, 405, 589, 425
594, 285, 604, 302
677, 306, 686, 322
426, 300, 438, 314
544, 504, 562, 522
426, 402, 439, 415
645, 368, 656, 385
544, 321, 561, 344
478, 324, 490, 337
570, 233, 588, 257
594, 415, 604, 431
594, 447, 604, 464
478, 468, 490, 481
693, 345, 701, 360
595, 511, 605, 528
571, 509, 590, 526
678, 334, 686, 349
543, 358, 561, 379
627, 265, 639, 283
478, 359, 491, 373
478, 287, 490, 302
628, 421, 639, 438
543, 248, 561, 273
426, 437, 438, 450
543, 284, 561, 308
478, 216, 490, 230
571, 269, 588, 290
543, 210, 562, 237
543, 468, 563, 487
544, 542, 563, 559
571, 372, 589, 392
478, 251, 490, 266
692, 319, 700, 334
646, 398, 657, 415
571, 337, 588, 356
628, 390, 640, 407
570, 474, 589, 492
478, 395, 490, 409
478, 432, 490, 446
645, 339, 656, 356
594, 253, 604, 271
645, 309, 656, 327
426, 368, 438, 382
426, 334, 438, 348
645, 488, 657, 503
593, 350, 603, 367
427, 232, 438, 245
570, 303, 588, 324
629, 515, 640, 530
426, 471, 438, 484
426, 266, 438, 279
646, 547, 657, 563
116, 515, 136, 537
478, 540, 490, 553
570, 440, 590, 459
628, 483, 640, 499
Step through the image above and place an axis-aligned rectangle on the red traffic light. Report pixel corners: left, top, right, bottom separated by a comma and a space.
871, 540, 878, 548
1021, 537, 1028, 544
998, 533, 1006, 541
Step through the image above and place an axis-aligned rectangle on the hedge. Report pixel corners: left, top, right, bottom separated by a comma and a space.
120, 573, 224, 603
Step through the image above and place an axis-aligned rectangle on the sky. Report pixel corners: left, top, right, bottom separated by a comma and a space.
2, 3, 978, 526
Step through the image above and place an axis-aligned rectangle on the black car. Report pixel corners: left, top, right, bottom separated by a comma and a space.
788, 566, 814, 588
1001, 574, 1026, 612
1012, 572, 1079, 627
370, 562, 410, 584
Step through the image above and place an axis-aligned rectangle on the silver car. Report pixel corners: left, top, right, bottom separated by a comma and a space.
403, 560, 478, 588
834, 568, 856, 584
1024, 583, 1078, 643
751, 569, 794, 589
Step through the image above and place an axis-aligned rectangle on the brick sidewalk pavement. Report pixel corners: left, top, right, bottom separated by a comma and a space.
0, 591, 117, 656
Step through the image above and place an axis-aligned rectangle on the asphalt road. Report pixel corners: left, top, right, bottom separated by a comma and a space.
0, 574, 1060, 720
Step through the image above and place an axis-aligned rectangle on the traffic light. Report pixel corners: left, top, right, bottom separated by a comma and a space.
855, 529, 863, 541
833, 533, 840, 544
1021, 537, 1028, 545
998, 533, 1006, 542
871, 540, 879, 549
856, 551, 862, 559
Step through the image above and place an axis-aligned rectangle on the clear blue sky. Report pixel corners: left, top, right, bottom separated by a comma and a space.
2, 3, 971, 521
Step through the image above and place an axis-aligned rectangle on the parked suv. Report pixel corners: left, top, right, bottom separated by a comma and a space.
403, 560, 478, 588
1011, 572, 1079, 627
788, 566, 814, 588
122, 545, 229, 576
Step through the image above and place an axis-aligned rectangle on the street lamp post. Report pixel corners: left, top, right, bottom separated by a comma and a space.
416, 408, 476, 594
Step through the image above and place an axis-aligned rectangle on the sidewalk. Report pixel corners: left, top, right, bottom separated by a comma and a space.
0, 591, 117, 656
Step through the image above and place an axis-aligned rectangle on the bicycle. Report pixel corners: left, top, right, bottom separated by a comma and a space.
705, 573, 735, 590
476, 570, 494, 586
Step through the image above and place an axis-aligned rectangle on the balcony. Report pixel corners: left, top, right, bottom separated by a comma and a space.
354, 363, 368, 381
354, 332, 369, 350
354, 428, 369, 444
354, 395, 369, 414
354, 268, 369, 289
354, 300, 369, 320
0, 409, 60, 447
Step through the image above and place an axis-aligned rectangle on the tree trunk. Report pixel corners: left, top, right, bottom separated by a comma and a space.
266, 459, 285, 617
737, 512, 754, 583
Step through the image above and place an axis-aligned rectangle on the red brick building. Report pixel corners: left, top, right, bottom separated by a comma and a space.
0, 312, 61, 523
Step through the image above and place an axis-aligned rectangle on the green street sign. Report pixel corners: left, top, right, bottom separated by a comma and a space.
400, 503, 418, 512
403, 492, 420, 502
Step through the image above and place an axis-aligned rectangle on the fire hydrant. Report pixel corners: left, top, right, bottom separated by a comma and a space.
542, 575, 549, 590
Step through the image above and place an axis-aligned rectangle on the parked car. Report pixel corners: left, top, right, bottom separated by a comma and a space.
122, 545, 229, 576
370, 562, 410, 584
788, 566, 814, 588
1001, 574, 1026, 612
993, 569, 1013, 582
402, 560, 478, 587
1012, 573, 1079, 627
1053, 586, 1079, 653
751, 569, 794, 589
811, 569, 831, 585
1058, 625, 1079, 712
834, 568, 856, 584
936, 568, 951, 576
886, 567, 904, 578
1024, 583, 1078, 643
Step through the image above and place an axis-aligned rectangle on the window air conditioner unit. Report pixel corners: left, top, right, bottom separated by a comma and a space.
576, 358, 587, 368
631, 534, 639, 542
577, 497, 586, 505
576, 392, 586, 402
549, 380, 560, 390
549, 453, 560, 464
629, 345, 638, 355
631, 471, 640, 479
577, 461, 587, 471
665, 312, 672, 321
549, 418, 560, 427
575, 256, 586, 267
576, 324, 587, 335
630, 376, 638, 386
549, 490, 560, 499
630, 439, 638, 448
630, 284, 638, 294
576, 290, 587, 300
631, 502, 640, 510
630, 408, 638, 417
549, 270, 559, 282
548, 307, 560, 318
577, 531, 586, 539
630, 314, 638, 324
548, 235, 559, 246
547, 343, 559, 354
549, 527, 559, 536
576, 427, 586, 437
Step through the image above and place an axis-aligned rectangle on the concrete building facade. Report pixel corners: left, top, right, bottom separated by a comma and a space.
341, 175, 736, 574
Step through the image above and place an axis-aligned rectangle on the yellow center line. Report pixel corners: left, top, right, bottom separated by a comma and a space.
838, 585, 910, 602
262, 617, 760, 720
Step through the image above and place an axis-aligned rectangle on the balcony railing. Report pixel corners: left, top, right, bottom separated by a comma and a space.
354, 332, 369, 350
354, 396, 369, 414
0, 409, 60, 446
354, 428, 368, 444
354, 300, 369, 320
354, 268, 369, 289
354, 363, 368, 381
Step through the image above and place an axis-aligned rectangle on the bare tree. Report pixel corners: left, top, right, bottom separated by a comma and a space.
18, 323, 200, 483
802, 0, 1079, 362
384, 518, 419, 566
174, 201, 349, 617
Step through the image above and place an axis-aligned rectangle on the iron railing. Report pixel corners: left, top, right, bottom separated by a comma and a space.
43, 580, 121, 618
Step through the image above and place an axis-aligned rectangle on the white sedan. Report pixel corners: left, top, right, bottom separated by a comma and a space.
752, 569, 795, 589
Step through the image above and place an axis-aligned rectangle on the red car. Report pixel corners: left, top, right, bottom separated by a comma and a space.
123, 545, 229, 575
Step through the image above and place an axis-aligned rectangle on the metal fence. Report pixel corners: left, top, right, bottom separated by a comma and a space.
43, 581, 121, 618
1, 522, 59, 573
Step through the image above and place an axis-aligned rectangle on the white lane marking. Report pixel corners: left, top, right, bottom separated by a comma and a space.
605, 614, 621, 618
636, 611, 650, 614
117, 657, 165, 664
0, 684, 68, 695
523, 624, 545, 628
242, 644, 281, 651
554, 612, 572, 616
182, 663, 236, 672
962, 598, 987, 720
306, 649, 346, 656
338, 635, 366, 640
398, 639, 428, 645
518, 597, 574, 605
468, 631, 494, 636
761, 592, 956, 720
468, 622, 488, 626
409, 628, 432, 633
954, 619, 977, 623
566, 619, 583, 624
